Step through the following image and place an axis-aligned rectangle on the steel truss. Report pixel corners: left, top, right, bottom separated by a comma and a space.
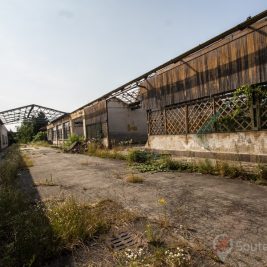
0, 104, 66, 124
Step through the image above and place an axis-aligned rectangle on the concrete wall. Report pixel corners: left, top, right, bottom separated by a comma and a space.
107, 99, 148, 143
146, 131, 267, 163
72, 120, 84, 137
0, 124, 8, 150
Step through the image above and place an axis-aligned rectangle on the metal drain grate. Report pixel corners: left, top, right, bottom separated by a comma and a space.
110, 232, 138, 251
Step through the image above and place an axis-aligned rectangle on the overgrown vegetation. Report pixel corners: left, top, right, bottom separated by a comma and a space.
0, 145, 135, 266
65, 134, 84, 146
16, 112, 48, 143
87, 142, 126, 160
116, 246, 191, 266
126, 150, 267, 183
215, 84, 267, 130
32, 131, 47, 142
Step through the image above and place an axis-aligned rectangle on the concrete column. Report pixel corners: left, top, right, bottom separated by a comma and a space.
62, 123, 65, 141
70, 119, 74, 135
56, 125, 59, 146
83, 116, 87, 140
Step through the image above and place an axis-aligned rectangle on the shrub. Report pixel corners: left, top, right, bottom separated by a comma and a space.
196, 159, 216, 174
257, 164, 267, 181
69, 134, 83, 144
64, 134, 84, 149
161, 157, 192, 171
128, 150, 152, 163
33, 131, 47, 142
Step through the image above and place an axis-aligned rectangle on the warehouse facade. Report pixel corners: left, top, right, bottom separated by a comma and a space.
139, 13, 267, 162
47, 11, 267, 162
47, 96, 147, 147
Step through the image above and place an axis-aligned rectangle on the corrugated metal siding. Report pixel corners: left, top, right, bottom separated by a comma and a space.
140, 19, 267, 110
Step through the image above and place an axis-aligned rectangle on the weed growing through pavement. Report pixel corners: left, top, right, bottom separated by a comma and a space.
117, 246, 190, 266
34, 174, 58, 187
125, 173, 144, 183
21, 153, 34, 168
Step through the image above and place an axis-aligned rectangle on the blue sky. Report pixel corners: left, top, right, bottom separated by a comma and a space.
0, 0, 266, 114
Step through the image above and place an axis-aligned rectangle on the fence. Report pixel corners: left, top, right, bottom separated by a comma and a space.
148, 90, 267, 135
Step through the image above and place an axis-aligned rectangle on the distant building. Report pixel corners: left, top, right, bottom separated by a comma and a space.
47, 97, 147, 147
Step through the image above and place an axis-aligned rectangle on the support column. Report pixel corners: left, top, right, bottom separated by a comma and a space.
56, 125, 59, 146
83, 116, 87, 140
61, 123, 65, 141
70, 119, 74, 135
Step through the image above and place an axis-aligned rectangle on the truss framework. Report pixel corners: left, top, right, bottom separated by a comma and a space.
0, 104, 66, 124
107, 78, 151, 106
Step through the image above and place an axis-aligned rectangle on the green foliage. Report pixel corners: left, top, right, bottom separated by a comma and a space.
145, 224, 164, 247
0, 145, 22, 186
0, 145, 57, 266
63, 134, 84, 149
33, 131, 47, 142
234, 84, 267, 104
0, 145, 130, 266
127, 150, 158, 163
47, 198, 109, 249
132, 155, 193, 173
69, 134, 84, 144
215, 84, 267, 130
16, 112, 48, 143
16, 121, 34, 143
196, 159, 216, 175
162, 157, 193, 171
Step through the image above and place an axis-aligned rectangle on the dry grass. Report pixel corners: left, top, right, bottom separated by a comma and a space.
125, 173, 144, 183
87, 143, 127, 160
21, 154, 34, 168
34, 176, 58, 187
31, 141, 51, 148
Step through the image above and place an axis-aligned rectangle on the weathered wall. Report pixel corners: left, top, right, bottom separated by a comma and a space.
140, 18, 267, 110
0, 124, 8, 150
47, 114, 71, 145
107, 99, 148, 143
146, 131, 267, 163
84, 100, 107, 125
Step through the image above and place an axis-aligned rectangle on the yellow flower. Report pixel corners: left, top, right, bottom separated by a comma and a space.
158, 198, 167, 206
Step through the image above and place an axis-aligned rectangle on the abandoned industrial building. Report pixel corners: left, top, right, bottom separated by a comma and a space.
139, 11, 267, 163
47, 94, 147, 147
0, 119, 8, 150
45, 11, 267, 163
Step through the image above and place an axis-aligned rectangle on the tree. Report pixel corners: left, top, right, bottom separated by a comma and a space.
16, 112, 48, 143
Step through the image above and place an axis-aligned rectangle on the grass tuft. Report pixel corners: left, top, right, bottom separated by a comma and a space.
87, 142, 126, 160
21, 154, 34, 168
47, 197, 110, 249
125, 173, 144, 183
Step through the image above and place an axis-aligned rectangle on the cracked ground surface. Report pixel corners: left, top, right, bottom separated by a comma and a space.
19, 146, 267, 267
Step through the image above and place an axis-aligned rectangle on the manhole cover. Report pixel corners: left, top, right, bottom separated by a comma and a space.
109, 232, 138, 251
